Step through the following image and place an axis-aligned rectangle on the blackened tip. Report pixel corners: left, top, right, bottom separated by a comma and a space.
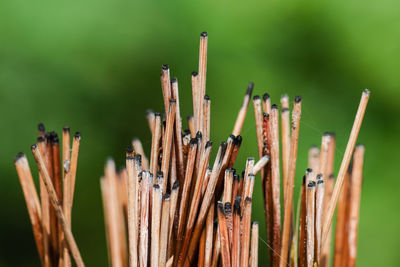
234, 173, 240, 181
307, 181, 316, 188
302, 175, 306, 184
187, 115, 194, 120
246, 82, 254, 96
52, 136, 59, 144
74, 132, 81, 139
224, 202, 232, 212
38, 123, 45, 132
205, 140, 213, 149
282, 108, 289, 112
306, 168, 313, 173
316, 174, 323, 180
63, 126, 70, 132
263, 93, 270, 101
14, 152, 25, 162
295, 95, 302, 103
271, 104, 279, 110
153, 184, 160, 190
204, 95, 210, 101
317, 179, 324, 185
146, 109, 154, 116
191, 71, 198, 77
245, 197, 252, 202
170, 99, 177, 103
162, 64, 169, 70
363, 89, 370, 95
126, 156, 134, 160
235, 135, 242, 146
190, 138, 198, 145
31, 144, 38, 150
163, 193, 170, 200
228, 134, 235, 141
171, 77, 177, 83
263, 113, 269, 118
37, 137, 45, 143
252, 221, 259, 225
172, 180, 180, 190
329, 174, 335, 179
183, 129, 191, 136
356, 143, 364, 148
157, 171, 164, 178
201, 32, 208, 37
253, 95, 260, 101
126, 146, 134, 154
196, 131, 202, 139
154, 112, 161, 117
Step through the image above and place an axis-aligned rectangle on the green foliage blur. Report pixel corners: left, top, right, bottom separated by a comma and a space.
0, 0, 399, 266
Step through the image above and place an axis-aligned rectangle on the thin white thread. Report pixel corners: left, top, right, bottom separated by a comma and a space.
258, 235, 289, 266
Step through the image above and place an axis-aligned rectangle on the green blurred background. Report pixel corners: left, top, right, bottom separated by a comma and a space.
0, 0, 399, 266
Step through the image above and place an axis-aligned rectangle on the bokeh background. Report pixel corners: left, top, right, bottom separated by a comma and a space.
0, 0, 399, 266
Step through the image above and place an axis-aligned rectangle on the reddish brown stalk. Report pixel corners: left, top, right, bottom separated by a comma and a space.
280, 96, 302, 267
270, 105, 282, 266
37, 137, 51, 267
14, 153, 44, 264
160, 64, 171, 114
315, 177, 325, 264
231, 197, 241, 267
203, 95, 211, 141
168, 181, 180, 257
204, 202, 214, 267
218, 202, 231, 267
181, 142, 227, 267
333, 170, 350, 267
197, 32, 208, 134
151, 185, 162, 267
306, 181, 316, 267
150, 113, 162, 176
171, 79, 185, 185
298, 176, 307, 267
62, 126, 71, 267
70, 132, 81, 209
280, 95, 290, 207
240, 197, 252, 267
262, 113, 273, 265
322, 90, 370, 243
224, 203, 233, 249
139, 171, 152, 267
191, 71, 200, 132
177, 139, 198, 243
127, 156, 139, 267
250, 222, 259, 267
31, 145, 84, 267
232, 83, 254, 136
159, 194, 171, 267
182, 141, 212, 254
320, 133, 337, 267
346, 145, 364, 267
161, 99, 177, 192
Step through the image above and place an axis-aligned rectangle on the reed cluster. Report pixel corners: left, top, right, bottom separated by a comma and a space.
101, 32, 267, 267
252, 90, 369, 267
14, 32, 370, 267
